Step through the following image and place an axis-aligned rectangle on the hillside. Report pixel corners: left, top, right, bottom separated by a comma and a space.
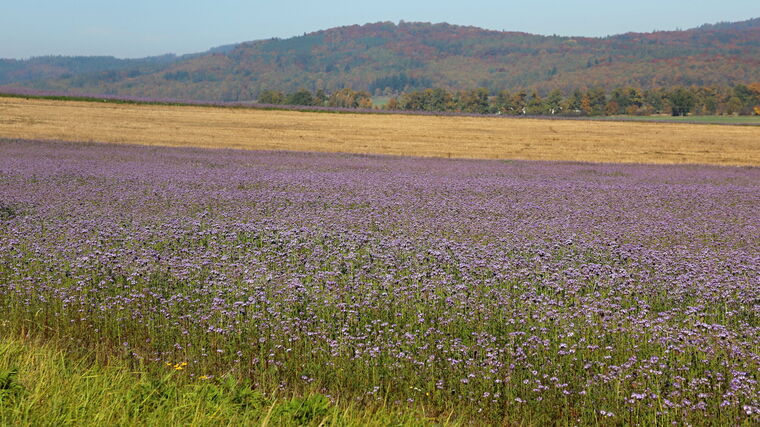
0, 55, 180, 86
4, 18, 760, 101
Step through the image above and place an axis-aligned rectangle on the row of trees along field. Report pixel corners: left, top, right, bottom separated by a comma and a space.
258, 84, 760, 116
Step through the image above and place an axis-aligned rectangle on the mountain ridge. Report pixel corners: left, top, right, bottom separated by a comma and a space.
3, 18, 760, 101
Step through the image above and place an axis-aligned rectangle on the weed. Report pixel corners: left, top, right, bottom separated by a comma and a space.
0, 369, 24, 405
0, 204, 18, 221
274, 394, 331, 425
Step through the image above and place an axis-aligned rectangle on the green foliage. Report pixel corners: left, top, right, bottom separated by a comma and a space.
399, 88, 453, 111
585, 87, 608, 115
204, 376, 269, 410
525, 91, 546, 115
286, 89, 315, 106
258, 89, 285, 104
0, 203, 18, 221
0, 368, 24, 405
457, 88, 490, 114
125, 376, 178, 414
274, 395, 331, 425
0, 337, 442, 426
667, 87, 697, 116
5, 83, 760, 119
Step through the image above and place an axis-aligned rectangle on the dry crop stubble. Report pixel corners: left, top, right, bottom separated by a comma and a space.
0, 96, 759, 165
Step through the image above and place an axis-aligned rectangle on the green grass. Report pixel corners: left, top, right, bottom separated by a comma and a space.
0, 335, 447, 426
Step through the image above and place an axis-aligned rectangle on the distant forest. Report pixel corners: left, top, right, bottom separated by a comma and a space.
256, 84, 760, 117
3, 19, 760, 104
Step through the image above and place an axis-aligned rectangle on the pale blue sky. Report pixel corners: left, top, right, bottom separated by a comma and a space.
2, 1, 758, 59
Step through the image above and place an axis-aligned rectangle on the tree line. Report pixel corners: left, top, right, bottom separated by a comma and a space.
257, 84, 760, 116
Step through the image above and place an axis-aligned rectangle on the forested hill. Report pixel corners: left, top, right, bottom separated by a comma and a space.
4, 18, 760, 101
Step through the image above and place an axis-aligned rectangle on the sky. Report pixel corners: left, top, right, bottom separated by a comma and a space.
2, 1, 759, 59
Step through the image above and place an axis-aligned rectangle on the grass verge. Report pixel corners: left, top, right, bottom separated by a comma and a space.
0, 334, 446, 426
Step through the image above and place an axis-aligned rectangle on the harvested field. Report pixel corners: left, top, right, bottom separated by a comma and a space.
1, 96, 759, 166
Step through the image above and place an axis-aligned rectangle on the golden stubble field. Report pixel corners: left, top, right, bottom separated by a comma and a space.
1, 96, 759, 165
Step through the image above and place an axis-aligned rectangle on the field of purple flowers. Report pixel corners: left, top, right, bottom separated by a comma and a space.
1, 138, 758, 424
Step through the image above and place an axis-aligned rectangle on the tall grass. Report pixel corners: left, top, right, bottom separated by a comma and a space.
0, 336, 442, 426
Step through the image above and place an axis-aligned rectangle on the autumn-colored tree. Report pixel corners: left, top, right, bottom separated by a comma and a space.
358, 97, 373, 109
328, 88, 356, 108
512, 91, 528, 115
605, 101, 621, 116
14, 20, 760, 103
314, 89, 328, 106
580, 95, 593, 116
586, 87, 607, 115
328, 88, 372, 108
385, 97, 399, 110
744, 84, 760, 114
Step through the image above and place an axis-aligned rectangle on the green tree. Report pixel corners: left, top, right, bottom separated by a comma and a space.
512, 91, 528, 115
586, 87, 607, 115
399, 90, 428, 111
564, 89, 584, 115
314, 89, 328, 106
427, 88, 453, 111
693, 87, 718, 115
457, 88, 490, 114
610, 87, 643, 111
643, 89, 666, 113
492, 90, 514, 114
545, 90, 564, 115
526, 91, 546, 115
285, 89, 315, 106
258, 90, 285, 104
726, 97, 743, 115
667, 87, 696, 116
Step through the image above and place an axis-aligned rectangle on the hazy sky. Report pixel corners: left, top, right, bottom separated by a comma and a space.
2, 1, 758, 59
